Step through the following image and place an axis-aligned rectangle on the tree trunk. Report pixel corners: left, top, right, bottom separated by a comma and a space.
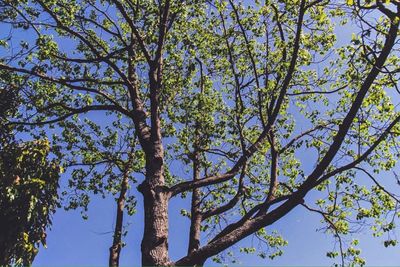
109, 170, 129, 267
139, 141, 171, 266
188, 155, 201, 255
141, 187, 170, 266
188, 61, 205, 256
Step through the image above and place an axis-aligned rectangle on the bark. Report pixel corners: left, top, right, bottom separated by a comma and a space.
139, 62, 171, 266
140, 181, 170, 266
109, 170, 129, 267
139, 145, 171, 265
188, 154, 202, 255
136, 0, 170, 252
188, 64, 204, 255
175, 193, 305, 266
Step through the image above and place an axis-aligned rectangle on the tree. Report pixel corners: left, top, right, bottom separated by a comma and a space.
1, 0, 400, 266
0, 84, 60, 265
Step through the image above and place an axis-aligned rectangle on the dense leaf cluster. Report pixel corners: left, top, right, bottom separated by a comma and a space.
0, 88, 60, 266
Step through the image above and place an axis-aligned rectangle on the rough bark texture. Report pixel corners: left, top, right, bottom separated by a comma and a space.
139, 151, 170, 265
138, 111, 171, 267
139, 63, 171, 266
140, 184, 170, 266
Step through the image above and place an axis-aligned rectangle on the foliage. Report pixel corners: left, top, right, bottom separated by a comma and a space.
1, 0, 400, 266
0, 87, 60, 266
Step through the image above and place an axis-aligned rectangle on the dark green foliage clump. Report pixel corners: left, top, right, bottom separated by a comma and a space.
0, 87, 60, 266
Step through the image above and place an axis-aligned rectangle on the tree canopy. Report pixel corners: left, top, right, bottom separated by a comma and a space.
1, 0, 400, 266
0, 86, 60, 266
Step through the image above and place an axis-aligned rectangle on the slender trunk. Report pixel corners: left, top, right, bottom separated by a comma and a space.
188, 60, 204, 258
139, 141, 171, 266
109, 171, 129, 267
188, 155, 201, 254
